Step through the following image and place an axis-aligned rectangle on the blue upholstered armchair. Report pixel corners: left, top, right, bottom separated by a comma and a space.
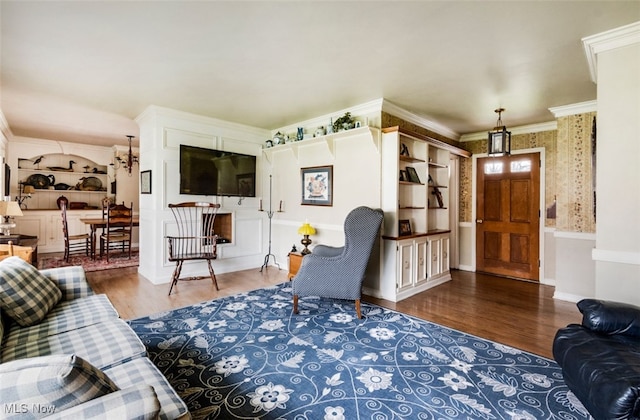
292, 206, 384, 319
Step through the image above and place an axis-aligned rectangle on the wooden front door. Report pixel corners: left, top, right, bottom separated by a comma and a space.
476, 153, 540, 281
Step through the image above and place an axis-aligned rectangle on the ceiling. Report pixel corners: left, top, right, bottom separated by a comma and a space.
1, 1, 639, 148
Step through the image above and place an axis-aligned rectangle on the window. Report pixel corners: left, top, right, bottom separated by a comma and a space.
484, 162, 503, 174
511, 160, 532, 173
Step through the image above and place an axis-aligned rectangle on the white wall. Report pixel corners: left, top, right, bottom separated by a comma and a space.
111, 144, 140, 207
591, 33, 640, 304
553, 232, 596, 301
267, 129, 382, 266
135, 106, 270, 285
135, 103, 385, 287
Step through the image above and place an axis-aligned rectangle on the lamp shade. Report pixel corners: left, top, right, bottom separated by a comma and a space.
298, 222, 316, 236
23, 185, 35, 194
0, 201, 23, 217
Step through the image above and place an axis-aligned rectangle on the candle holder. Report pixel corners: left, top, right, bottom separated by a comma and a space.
259, 175, 283, 272
16, 184, 35, 209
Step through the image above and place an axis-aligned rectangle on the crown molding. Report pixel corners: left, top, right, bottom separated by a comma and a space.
381, 99, 460, 140
548, 100, 597, 118
459, 121, 557, 142
582, 21, 640, 82
136, 105, 270, 139
272, 98, 384, 136
0, 110, 13, 144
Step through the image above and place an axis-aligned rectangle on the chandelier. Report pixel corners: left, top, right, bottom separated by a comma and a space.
112, 135, 139, 176
487, 108, 511, 156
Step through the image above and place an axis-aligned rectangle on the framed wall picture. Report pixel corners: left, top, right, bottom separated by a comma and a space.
140, 170, 152, 194
399, 219, 412, 236
301, 165, 333, 206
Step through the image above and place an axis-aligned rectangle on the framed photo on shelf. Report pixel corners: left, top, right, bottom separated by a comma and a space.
140, 170, 152, 194
301, 165, 333, 206
399, 170, 408, 182
406, 166, 421, 183
399, 219, 412, 236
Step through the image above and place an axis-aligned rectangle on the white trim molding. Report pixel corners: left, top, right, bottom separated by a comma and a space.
382, 99, 460, 141
273, 98, 385, 136
592, 248, 640, 266
553, 231, 596, 241
554, 291, 590, 303
459, 121, 557, 142
548, 101, 597, 118
0, 110, 12, 144
582, 21, 640, 82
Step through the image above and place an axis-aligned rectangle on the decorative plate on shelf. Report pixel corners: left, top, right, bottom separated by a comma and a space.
76, 176, 102, 191
26, 174, 55, 189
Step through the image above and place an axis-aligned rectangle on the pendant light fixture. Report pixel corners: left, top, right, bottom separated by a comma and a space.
487, 108, 511, 156
112, 135, 139, 176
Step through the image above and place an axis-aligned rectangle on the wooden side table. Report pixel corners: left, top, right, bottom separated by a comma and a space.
288, 252, 303, 280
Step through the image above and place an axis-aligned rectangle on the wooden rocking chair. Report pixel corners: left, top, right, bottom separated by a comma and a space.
166, 202, 221, 295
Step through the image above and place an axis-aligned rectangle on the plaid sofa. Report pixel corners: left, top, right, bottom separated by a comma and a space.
0, 263, 190, 419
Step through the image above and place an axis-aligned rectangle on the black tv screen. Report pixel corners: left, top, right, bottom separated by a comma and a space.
179, 145, 256, 197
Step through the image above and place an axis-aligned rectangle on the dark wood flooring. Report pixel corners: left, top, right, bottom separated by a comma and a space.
85, 266, 581, 359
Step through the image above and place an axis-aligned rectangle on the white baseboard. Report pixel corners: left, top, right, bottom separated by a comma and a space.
553, 291, 588, 303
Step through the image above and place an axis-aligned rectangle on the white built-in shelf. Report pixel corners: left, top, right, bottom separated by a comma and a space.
400, 155, 425, 163
262, 126, 381, 163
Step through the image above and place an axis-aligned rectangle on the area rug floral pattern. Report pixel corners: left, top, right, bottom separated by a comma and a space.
129, 283, 591, 419
38, 251, 138, 272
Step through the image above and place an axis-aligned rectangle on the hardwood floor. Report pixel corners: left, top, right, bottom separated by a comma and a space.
85, 266, 581, 359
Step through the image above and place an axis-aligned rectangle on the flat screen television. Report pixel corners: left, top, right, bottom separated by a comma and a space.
179, 144, 256, 197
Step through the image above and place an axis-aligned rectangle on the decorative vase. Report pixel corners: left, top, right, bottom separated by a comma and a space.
296, 127, 304, 141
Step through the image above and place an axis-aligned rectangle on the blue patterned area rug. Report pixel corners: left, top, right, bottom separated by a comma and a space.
128, 283, 591, 420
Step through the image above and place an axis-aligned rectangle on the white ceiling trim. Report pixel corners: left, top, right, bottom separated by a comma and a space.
549, 101, 597, 118
459, 121, 557, 142
582, 21, 640, 82
0, 110, 13, 144
272, 98, 384, 137
382, 100, 460, 141
136, 105, 271, 140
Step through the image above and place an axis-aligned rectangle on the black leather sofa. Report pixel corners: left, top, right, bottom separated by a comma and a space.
553, 299, 640, 420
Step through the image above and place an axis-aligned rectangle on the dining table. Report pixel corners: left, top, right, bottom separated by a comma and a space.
80, 216, 140, 259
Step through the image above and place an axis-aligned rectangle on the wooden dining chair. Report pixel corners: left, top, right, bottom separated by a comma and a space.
60, 201, 91, 262
100, 202, 133, 262
166, 202, 220, 295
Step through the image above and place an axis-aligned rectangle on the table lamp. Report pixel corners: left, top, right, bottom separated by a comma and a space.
0, 201, 23, 235
297, 221, 316, 255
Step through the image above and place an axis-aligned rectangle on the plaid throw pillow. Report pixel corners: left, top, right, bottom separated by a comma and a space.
0, 354, 119, 416
0, 256, 62, 326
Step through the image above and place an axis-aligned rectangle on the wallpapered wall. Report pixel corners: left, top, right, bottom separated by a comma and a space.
380, 111, 596, 234
458, 112, 596, 233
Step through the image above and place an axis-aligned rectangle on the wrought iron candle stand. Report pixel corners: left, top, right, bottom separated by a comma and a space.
259, 175, 283, 272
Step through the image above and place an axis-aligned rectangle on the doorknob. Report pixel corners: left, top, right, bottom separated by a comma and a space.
476, 219, 483, 223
